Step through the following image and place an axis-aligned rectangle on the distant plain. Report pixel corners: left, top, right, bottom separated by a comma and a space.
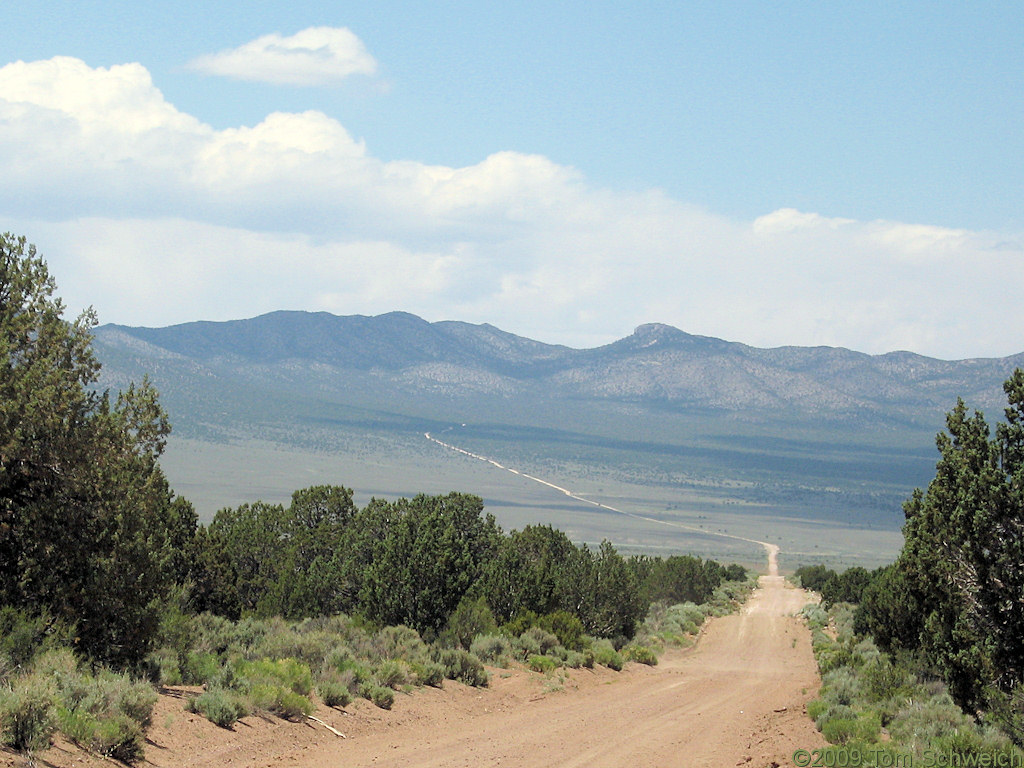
96, 311, 1020, 573
158, 410, 915, 573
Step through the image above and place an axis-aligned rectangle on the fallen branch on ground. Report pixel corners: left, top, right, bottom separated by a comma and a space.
307, 715, 346, 738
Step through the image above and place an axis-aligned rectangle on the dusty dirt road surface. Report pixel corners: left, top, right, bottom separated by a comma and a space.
4, 575, 823, 768
319, 574, 825, 768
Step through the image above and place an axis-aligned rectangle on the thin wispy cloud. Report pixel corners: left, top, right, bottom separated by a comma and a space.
187, 27, 377, 86
0, 56, 1021, 359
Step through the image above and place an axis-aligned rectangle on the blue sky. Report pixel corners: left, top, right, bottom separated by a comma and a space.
2, 2, 1022, 358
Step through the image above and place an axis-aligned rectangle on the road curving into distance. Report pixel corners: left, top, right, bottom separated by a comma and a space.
293, 431, 826, 766
127, 563, 824, 768
58, 432, 822, 768
314, 570, 825, 767
424, 430, 781, 576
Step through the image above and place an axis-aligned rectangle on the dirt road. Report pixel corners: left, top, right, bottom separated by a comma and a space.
4, 575, 823, 768
424, 430, 785, 570
308, 574, 824, 768
8, 434, 818, 768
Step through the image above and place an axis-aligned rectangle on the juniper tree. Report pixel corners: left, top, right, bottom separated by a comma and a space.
859, 370, 1024, 738
0, 233, 193, 665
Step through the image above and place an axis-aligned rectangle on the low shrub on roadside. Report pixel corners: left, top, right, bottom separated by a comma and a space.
369, 685, 395, 710
93, 714, 146, 763
590, 639, 623, 671
510, 633, 540, 660
522, 627, 559, 655
238, 658, 313, 696
622, 644, 658, 665
0, 673, 56, 753
146, 647, 183, 686
563, 650, 588, 669
805, 601, 1024, 764
57, 702, 147, 761
860, 656, 910, 703
806, 699, 828, 721
470, 634, 513, 667
183, 651, 220, 685
374, 659, 409, 689
527, 655, 558, 674
369, 625, 430, 664
185, 688, 248, 728
317, 679, 352, 708
818, 711, 879, 745
30, 648, 78, 685
0, 645, 160, 764
409, 660, 445, 688
433, 648, 488, 687
38, 662, 156, 763
229, 658, 315, 720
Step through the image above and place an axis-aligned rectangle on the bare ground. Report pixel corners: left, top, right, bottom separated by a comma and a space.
3, 574, 824, 768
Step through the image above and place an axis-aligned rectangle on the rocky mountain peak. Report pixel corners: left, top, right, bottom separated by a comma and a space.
631, 323, 683, 344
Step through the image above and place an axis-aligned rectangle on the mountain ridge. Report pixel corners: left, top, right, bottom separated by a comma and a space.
95, 310, 1024, 419
100, 309, 1023, 365
89, 310, 1024, 552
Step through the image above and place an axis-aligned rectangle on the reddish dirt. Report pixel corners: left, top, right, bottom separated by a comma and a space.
3, 575, 825, 768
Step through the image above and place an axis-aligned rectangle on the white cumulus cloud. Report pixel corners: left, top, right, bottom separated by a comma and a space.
188, 26, 377, 86
0, 56, 1022, 360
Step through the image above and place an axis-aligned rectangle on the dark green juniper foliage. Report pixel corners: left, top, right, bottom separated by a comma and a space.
0, 231, 752, 672
191, 494, 739, 644
0, 233, 195, 666
342, 493, 502, 634
795, 564, 875, 607
206, 500, 292, 617
632, 554, 727, 605
478, 524, 586, 623
793, 564, 835, 593
585, 539, 645, 638
857, 370, 1024, 742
